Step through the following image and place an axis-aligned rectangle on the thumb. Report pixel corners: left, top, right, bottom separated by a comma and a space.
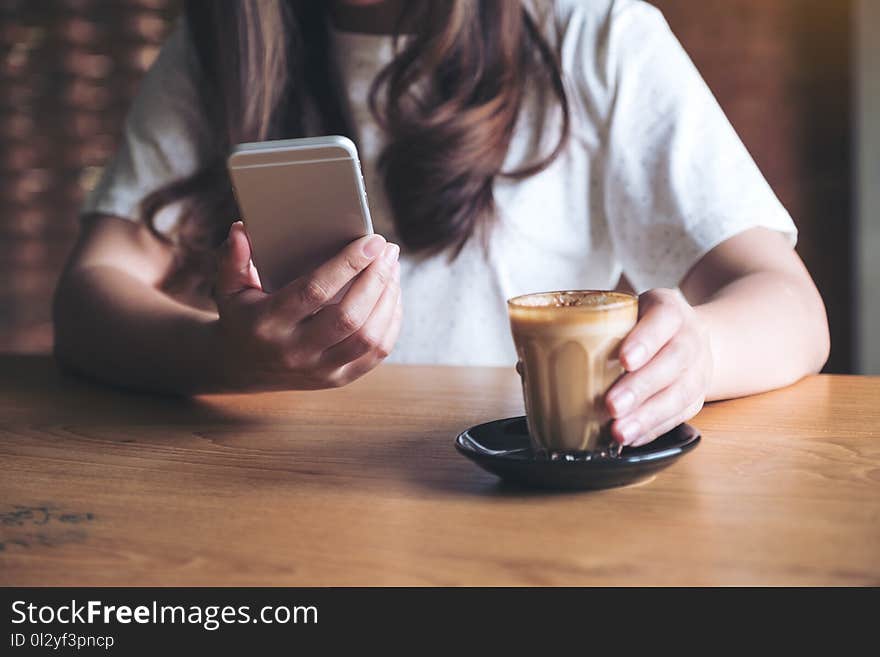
215, 221, 262, 300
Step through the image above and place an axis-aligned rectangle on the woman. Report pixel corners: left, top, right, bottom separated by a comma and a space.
53, 0, 830, 448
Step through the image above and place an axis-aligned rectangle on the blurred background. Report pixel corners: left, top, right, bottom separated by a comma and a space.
0, 0, 876, 373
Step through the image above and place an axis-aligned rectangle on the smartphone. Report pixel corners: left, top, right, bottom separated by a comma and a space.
227, 135, 374, 293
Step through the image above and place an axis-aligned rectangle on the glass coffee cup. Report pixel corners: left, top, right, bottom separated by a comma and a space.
507, 290, 638, 457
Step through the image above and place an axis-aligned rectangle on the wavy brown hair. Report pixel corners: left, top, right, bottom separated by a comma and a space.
142, 0, 570, 270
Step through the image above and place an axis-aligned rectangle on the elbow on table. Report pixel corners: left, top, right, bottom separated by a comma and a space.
780, 266, 831, 378
810, 311, 831, 375
771, 277, 831, 388
804, 285, 831, 376
51, 268, 103, 381
51, 278, 82, 376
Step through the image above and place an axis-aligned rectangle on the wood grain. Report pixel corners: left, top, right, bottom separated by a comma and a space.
0, 355, 877, 586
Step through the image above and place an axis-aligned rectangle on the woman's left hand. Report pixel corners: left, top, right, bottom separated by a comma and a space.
605, 288, 713, 447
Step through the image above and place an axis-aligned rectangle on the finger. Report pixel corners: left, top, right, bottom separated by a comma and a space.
606, 333, 693, 418
618, 290, 684, 371
299, 243, 400, 350
334, 291, 404, 385
215, 221, 262, 300
271, 234, 387, 320
320, 261, 401, 369
628, 397, 704, 448
372, 284, 403, 361
611, 379, 704, 446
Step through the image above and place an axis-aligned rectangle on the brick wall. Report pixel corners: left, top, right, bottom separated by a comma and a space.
0, 0, 178, 352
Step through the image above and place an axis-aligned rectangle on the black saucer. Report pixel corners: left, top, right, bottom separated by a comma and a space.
455, 416, 700, 490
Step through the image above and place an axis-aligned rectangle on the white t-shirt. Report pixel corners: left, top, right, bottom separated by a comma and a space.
83, 0, 797, 366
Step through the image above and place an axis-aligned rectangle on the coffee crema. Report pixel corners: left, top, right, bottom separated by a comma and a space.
508, 291, 638, 454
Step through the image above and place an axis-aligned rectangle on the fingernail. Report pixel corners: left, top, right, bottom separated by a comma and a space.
363, 235, 386, 258
616, 419, 641, 444
229, 221, 244, 238
225, 221, 241, 243
607, 388, 635, 415
383, 242, 400, 263
622, 342, 647, 369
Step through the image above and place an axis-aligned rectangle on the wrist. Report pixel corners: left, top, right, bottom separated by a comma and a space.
692, 303, 718, 400
198, 317, 234, 394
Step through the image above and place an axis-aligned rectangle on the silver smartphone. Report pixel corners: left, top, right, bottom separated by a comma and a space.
227, 135, 374, 293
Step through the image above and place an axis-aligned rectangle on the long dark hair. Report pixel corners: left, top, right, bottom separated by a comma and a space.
142, 0, 570, 271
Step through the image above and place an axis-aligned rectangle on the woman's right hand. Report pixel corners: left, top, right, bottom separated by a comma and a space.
212, 221, 402, 391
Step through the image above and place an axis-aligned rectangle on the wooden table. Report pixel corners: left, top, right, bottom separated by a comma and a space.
1, 355, 878, 586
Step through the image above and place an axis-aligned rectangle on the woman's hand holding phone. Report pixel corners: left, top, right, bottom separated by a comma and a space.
212, 221, 402, 391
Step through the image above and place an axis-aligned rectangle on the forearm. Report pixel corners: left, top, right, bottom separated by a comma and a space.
694, 270, 830, 401
53, 265, 227, 395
